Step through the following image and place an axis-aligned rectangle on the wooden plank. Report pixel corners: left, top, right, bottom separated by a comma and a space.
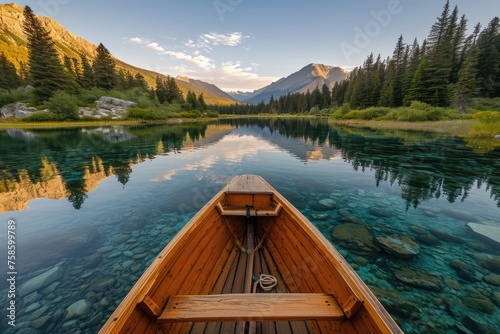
226, 174, 273, 194
158, 293, 345, 323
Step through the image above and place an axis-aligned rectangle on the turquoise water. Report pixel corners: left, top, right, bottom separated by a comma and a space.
0, 118, 499, 333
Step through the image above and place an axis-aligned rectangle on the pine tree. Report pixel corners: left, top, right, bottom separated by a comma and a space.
403, 39, 421, 105
0, 53, 21, 90
23, 6, 69, 101
197, 93, 207, 110
80, 54, 94, 89
454, 46, 479, 113
321, 84, 332, 109
476, 17, 500, 97
134, 73, 149, 91
93, 43, 116, 90
155, 76, 167, 103
424, 2, 455, 106
186, 91, 198, 109
165, 76, 182, 103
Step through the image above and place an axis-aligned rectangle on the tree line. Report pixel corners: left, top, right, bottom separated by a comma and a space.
0, 5, 208, 119
212, 2, 499, 115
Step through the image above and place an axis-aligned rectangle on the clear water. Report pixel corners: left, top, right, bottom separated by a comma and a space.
0, 118, 499, 333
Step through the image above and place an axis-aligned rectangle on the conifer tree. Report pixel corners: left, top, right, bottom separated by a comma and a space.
403, 39, 421, 105
321, 84, 332, 109
197, 93, 207, 110
476, 17, 500, 97
23, 6, 68, 101
155, 76, 167, 103
454, 46, 479, 113
165, 76, 182, 103
93, 43, 116, 90
79, 54, 94, 89
0, 53, 21, 90
134, 73, 149, 91
186, 91, 198, 109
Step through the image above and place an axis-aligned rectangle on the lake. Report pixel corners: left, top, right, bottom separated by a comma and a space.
0, 118, 499, 333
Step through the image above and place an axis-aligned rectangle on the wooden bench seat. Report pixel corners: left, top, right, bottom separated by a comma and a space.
216, 203, 282, 217
157, 293, 345, 323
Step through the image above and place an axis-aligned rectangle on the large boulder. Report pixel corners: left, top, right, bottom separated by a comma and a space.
331, 223, 380, 253
0, 102, 36, 118
94, 96, 137, 119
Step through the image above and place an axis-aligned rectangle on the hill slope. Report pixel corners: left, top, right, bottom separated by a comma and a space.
229, 63, 349, 104
0, 3, 236, 105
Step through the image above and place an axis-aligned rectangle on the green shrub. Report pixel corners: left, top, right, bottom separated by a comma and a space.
472, 110, 500, 123
331, 103, 351, 119
409, 101, 432, 111
205, 110, 220, 118
180, 110, 202, 119
343, 107, 391, 120
126, 107, 160, 120
22, 111, 59, 122
77, 87, 107, 105
0, 88, 33, 107
47, 91, 79, 120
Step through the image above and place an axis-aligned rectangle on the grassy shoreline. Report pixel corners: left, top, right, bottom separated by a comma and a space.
333, 119, 476, 136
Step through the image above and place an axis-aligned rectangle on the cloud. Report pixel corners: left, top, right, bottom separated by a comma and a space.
164, 51, 215, 70
147, 42, 166, 53
201, 32, 246, 46
185, 32, 247, 50
127, 34, 278, 91
129, 37, 144, 44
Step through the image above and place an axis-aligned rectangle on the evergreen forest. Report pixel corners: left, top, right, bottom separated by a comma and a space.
213, 2, 500, 123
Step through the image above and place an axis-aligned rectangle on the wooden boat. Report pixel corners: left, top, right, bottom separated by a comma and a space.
100, 175, 403, 333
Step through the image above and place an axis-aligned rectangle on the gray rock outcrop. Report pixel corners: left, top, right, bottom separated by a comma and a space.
94, 96, 138, 119
0, 102, 36, 118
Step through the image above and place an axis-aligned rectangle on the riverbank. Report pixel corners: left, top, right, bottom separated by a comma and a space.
334, 119, 475, 136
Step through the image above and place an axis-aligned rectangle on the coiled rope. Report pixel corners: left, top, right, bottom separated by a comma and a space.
258, 273, 277, 292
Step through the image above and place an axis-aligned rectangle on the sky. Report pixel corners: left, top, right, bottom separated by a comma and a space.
6, 0, 500, 92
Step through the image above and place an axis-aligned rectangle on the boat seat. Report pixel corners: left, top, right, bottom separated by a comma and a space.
216, 203, 282, 217
157, 293, 346, 323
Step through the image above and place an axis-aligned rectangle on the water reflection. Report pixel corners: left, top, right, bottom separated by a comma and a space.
1, 119, 500, 212
0, 118, 499, 334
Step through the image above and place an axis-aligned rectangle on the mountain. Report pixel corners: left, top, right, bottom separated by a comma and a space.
229, 63, 349, 104
0, 3, 236, 105
175, 76, 236, 102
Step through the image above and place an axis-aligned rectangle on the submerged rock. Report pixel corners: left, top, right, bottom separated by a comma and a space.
429, 229, 465, 244
414, 234, 440, 245
377, 235, 420, 259
19, 266, 63, 297
331, 223, 380, 253
462, 314, 496, 333
484, 274, 500, 286
368, 207, 393, 217
394, 268, 444, 292
460, 297, 494, 314
66, 299, 90, 319
470, 253, 500, 273
441, 208, 479, 222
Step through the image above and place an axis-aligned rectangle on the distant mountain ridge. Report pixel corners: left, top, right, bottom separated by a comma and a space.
229, 63, 349, 104
0, 3, 236, 105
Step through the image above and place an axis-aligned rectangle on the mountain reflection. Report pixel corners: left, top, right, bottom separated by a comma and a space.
1, 119, 499, 212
